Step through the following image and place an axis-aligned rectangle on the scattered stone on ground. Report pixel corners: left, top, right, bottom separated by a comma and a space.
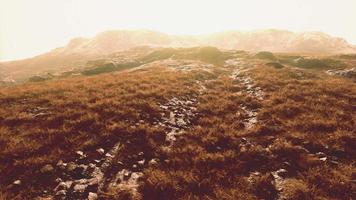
226, 58, 264, 129
326, 67, 356, 79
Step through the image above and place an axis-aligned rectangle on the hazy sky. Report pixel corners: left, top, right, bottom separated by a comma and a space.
1, 0, 356, 61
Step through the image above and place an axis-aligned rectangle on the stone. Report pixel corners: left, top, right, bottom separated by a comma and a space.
76, 164, 88, 175
319, 157, 327, 161
54, 181, 73, 191
96, 148, 105, 155
87, 163, 96, 173
56, 160, 67, 170
282, 161, 291, 168
276, 169, 288, 178
40, 164, 54, 174
76, 150, 86, 159
148, 158, 159, 167
138, 159, 145, 166
13, 180, 22, 185
117, 161, 124, 166
316, 152, 327, 158
55, 190, 66, 196
76, 151, 84, 157
124, 171, 130, 179
88, 192, 98, 200
73, 184, 87, 193
36, 197, 53, 200
66, 162, 77, 172
105, 153, 114, 158
55, 178, 63, 183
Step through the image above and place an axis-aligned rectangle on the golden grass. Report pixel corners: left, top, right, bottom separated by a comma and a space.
0, 56, 355, 199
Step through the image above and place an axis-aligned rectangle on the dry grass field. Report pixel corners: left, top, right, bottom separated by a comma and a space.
0, 49, 355, 199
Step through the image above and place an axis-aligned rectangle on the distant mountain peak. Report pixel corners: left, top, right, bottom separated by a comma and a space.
1, 29, 355, 82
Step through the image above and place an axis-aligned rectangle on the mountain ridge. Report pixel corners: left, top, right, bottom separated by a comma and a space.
1, 29, 355, 82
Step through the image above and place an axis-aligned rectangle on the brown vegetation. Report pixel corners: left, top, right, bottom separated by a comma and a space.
0, 51, 355, 199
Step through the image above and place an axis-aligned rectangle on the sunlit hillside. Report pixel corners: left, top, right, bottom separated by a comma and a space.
1, 0, 356, 199
1, 30, 355, 83
0, 47, 355, 199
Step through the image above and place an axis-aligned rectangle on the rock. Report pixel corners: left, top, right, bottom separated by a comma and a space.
36, 197, 53, 200
40, 164, 54, 174
76, 150, 86, 159
73, 184, 87, 193
55, 178, 63, 183
87, 163, 96, 173
56, 160, 67, 170
138, 159, 145, 166
131, 172, 143, 181
105, 153, 114, 158
96, 148, 105, 155
54, 181, 72, 191
316, 152, 327, 158
282, 161, 291, 168
297, 153, 321, 169
241, 137, 248, 143
149, 158, 159, 167
66, 162, 77, 172
320, 157, 327, 161
75, 164, 88, 175
55, 190, 66, 197
276, 169, 288, 178
88, 192, 98, 200
124, 171, 130, 179
327, 67, 356, 79
13, 180, 22, 185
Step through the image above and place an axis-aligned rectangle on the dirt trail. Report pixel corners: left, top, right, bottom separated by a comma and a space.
226, 58, 264, 129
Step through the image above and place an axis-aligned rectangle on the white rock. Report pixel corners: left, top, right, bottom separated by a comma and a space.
13, 180, 21, 185
55, 178, 63, 183
138, 159, 145, 166
149, 158, 159, 167
105, 153, 114, 158
88, 192, 98, 200
73, 184, 87, 193
96, 148, 105, 155
55, 181, 72, 191
320, 157, 327, 161
55, 190, 66, 196
40, 164, 54, 174
76, 151, 84, 157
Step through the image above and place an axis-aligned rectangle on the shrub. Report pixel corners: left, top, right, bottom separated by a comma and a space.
254, 51, 276, 61
266, 62, 284, 69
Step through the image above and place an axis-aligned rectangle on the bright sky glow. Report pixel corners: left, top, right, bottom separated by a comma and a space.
1, 0, 356, 61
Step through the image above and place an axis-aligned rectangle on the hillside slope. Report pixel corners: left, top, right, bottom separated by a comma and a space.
1, 30, 355, 83
0, 51, 355, 200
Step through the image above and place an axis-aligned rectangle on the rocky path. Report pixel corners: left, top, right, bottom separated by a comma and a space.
157, 96, 198, 149
35, 71, 203, 200
226, 58, 337, 200
226, 58, 264, 129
